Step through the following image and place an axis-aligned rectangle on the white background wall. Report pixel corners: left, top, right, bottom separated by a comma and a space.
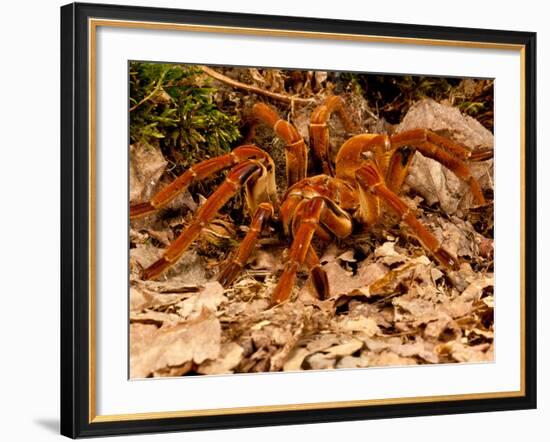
0, 0, 545, 440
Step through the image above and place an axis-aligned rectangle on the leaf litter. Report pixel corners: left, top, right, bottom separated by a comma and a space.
129, 77, 494, 378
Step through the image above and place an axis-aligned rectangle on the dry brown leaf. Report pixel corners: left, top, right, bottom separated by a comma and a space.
482, 296, 494, 308
264, 69, 286, 93
130, 283, 199, 313
270, 330, 305, 371
337, 316, 380, 337
394, 291, 472, 325
388, 340, 436, 361
283, 347, 311, 372
319, 243, 345, 264
130, 310, 183, 327
131, 245, 208, 285
301, 259, 387, 300
459, 275, 494, 302
365, 351, 418, 367
129, 142, 168, 204
129, 228, 149, 245
314, 71, 328, 86
306, 353, 335, 370
430, 216, 491, 263
130, 311, 221, 378
197, 342, 244, 375
369, 255, 432, 296
437, 341, 493, 363
144, 228, 173, 247
423, 313, 458, 340
130, 323, 157, 356
175, 282, 226, 319
130, 286, 153, 312
286, 335, 365, 372
336, 354, 370, 369
130, 244, 163, 273
153, 361, 193, 377
248, 68, 267, 86
231, 302, 309, 372
363, 336, 438, 363
467, 328, 494, 340
374, 241, 409, 266
337, 250, 356, 262
324, 339, 363, 357
306, 334, 342, 353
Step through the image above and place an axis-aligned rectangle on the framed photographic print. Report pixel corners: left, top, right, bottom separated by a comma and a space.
60, 2, 537, 438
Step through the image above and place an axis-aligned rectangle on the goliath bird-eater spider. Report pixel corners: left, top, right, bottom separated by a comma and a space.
130, 96, 493, 305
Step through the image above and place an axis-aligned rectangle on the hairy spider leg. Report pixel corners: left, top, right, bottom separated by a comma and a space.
309, 95, 356, 176
271, 197, 326, 305
217, 202, 274, 287
142, 161, 266, 280
334, 134, 392, 226
252, 103, 308, 186
272, 181, 354, 304
130, 145, 274, 218
384, 145, 417, 194
390, 129, 493, 205
304, 245, 330, 300
355, 160, 459, 270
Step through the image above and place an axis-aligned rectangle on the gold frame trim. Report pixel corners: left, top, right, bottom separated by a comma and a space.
88, 18, 527, 424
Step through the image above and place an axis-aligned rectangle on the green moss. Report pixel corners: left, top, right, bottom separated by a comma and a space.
130, 62, 241, 168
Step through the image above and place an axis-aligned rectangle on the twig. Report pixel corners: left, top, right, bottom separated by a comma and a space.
363, 105, 379, 121
199, 65, 315, 105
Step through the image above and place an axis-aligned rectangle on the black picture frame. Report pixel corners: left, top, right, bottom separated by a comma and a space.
61, 2, 537, 438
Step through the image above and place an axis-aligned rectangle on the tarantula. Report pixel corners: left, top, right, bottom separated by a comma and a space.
130, 96, 492, 305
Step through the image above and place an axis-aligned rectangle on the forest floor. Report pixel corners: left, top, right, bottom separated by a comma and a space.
128, 66, 494, 378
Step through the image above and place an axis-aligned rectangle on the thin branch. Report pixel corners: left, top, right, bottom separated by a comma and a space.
199, 65, 315, 105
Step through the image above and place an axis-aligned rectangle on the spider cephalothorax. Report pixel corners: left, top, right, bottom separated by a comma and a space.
130, 96, 493, 305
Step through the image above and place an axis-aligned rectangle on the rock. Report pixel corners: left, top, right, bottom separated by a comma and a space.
397, 99, 493, 215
